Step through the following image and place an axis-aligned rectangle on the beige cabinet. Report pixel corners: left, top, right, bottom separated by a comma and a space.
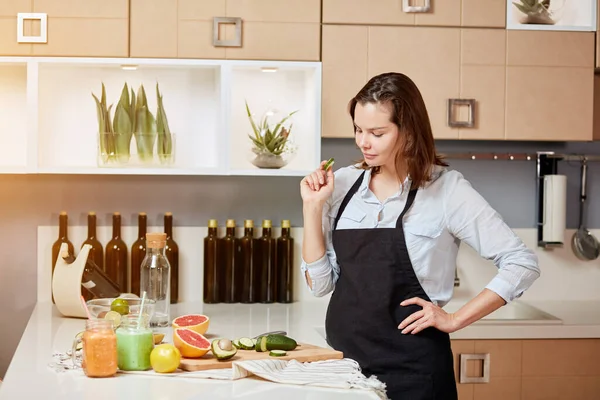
322, 0, 505, 28
452, 339, 600, 400
29, 0, 128, 57
0, 0, 32, 56
321, 25, 368, 138
131, 0, 320, 61
505, 31, 595, 141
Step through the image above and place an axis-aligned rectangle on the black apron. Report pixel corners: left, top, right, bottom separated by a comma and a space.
325, 172, 457, 400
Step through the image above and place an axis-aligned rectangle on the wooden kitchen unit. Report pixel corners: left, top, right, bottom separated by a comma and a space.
130, 0, 320, 61
452, 339, 600, 400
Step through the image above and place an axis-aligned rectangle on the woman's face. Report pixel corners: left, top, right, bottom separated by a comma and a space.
353, 102, 400, 168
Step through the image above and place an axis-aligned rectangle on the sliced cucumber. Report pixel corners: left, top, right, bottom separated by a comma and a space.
269, 350, 287, 357
238, 337, 255, 350
252, 338, 258, 346
255, 336, 264, 352
264, 334, 298, 351
232, 339, 241, 349
260, 335, 269, 352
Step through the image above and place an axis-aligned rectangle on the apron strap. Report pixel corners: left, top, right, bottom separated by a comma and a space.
396, 188, 418, 229
333, 171, 366, 231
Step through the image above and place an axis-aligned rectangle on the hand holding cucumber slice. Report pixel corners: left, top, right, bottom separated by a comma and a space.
323, 158, 335, 171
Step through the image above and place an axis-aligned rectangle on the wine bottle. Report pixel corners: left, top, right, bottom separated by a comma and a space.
51, 211, 74, 303
105, 212, 128, 293
164, 212, 179, 304
239, 220, 257, 303
276, 220, 294, 303
81, 211, 104, 301
130, 212, 147, 297
258, 219, 276, 303
203, 219, 220, 304
220, 219, 238, 303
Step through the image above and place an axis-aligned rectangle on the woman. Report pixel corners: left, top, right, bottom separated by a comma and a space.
300, 72, 540, 400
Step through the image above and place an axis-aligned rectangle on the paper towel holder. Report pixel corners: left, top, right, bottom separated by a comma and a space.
537, 152, 565, 249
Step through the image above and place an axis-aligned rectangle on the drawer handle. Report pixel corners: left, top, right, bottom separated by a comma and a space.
17, 12, 47, 43
402, 0, 431, 13
459, 353, 490, 384
213, 17, 242, 47
447, 98, 476, 128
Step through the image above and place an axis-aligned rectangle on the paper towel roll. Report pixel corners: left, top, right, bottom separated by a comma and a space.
543, 174, 567, 245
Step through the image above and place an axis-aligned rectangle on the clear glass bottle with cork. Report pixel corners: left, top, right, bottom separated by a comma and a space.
140, 232, 171, 327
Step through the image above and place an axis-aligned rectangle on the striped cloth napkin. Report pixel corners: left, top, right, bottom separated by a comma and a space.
123, 358, 388, 399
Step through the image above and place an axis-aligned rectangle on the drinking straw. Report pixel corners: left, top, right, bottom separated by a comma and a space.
137, 291, 147, 329
80, 295, 92, 320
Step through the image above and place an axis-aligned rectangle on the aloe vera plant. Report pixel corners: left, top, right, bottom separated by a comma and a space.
92, 83, 115, 163
134, 84, 157, 163
112, 83, 135, 163
155, 83, 173, 164
246, 100, 297, 157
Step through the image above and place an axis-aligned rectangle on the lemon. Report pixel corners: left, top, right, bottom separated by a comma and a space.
110, 298, 130, 315
153, 333, 165, 345
104, 310, 122, 328
150, 344, 181, 373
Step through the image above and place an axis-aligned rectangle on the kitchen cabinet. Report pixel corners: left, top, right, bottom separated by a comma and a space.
369, 26, 461, 139
0, 0, 32, 56
452, 339, 600, 400
26, 0, 129, 57
131, 0, 320, 61
321, 25, 368, 138
505, 30, 594, 141
322, 0, 505, 28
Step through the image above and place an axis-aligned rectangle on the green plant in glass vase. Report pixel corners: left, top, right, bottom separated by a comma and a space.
513, 0, 559, 25
155, 83, 174, 164
133, 84, 157, 163
92, 83, 115, 164
111, 83, 135, 163
246, 100, 298, 169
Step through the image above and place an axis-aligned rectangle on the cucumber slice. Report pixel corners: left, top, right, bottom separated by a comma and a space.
255, 336, 264, 352
323, 157, 335, 171
232, 339, 241, 349
252, 338, 258, 346
238, 337, 255, 350
269, 350, 287, 357
260, 335, 268, 352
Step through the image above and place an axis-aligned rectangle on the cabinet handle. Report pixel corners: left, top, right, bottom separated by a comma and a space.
17, 13, 47, 43
447, 98, 476, 128
402, 0, 431, 13
213, 17, 242, 47
459, 353, 490, 384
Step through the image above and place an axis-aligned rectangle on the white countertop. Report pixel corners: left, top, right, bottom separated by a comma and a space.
1, 298, 600, 399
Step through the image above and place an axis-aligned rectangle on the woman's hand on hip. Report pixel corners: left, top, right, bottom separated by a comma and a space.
301, 160, 335, 205
398, 297, 459, 334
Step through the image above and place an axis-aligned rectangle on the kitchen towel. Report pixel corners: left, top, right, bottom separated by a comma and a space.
50, 350, 388, 399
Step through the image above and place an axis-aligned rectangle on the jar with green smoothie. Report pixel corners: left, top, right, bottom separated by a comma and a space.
116, 314, 154, 371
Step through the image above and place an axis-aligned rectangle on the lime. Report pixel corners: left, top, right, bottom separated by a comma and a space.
150, 344, 181, 373
104, 310, 122, 328
110, 298, 129, 315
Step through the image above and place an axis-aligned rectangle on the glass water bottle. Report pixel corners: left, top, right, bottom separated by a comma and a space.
140, 232, 171, 327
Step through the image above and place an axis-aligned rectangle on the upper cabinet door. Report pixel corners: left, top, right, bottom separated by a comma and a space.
323, 0, 505, 28
31, 0, 129, 57
368, 26, 461, 139
131, 0, 320, 61
505, 31, 595, 141
0, 0, 32, 56
321, 25, 368, 138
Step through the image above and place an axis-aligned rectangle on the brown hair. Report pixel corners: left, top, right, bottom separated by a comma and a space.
348, 72, 447, 189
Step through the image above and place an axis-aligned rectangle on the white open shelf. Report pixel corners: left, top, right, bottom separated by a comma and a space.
0, 57, 321, 176
0, 60, 29, 173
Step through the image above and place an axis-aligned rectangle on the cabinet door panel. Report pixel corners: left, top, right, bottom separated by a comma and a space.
33, 0, 127, 18
321, 25, 368, 138
0, 18, 32, 56
227, 0, 320, 23
368, 26, 460, 139
130, 0, 177, 58
322, 0, 414, 25
505, 67, 593, 141
461, 0, 506, 27
414, 0, 461, 27
178, 21, 225, 59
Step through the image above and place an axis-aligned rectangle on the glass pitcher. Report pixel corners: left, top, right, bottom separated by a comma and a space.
72, 319, 117, 378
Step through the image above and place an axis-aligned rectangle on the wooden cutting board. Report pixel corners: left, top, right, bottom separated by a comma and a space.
178, 343, 343, 372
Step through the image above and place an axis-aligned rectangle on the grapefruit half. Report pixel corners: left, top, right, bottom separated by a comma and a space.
173, 328, 211, 358
172, 314, 210, 335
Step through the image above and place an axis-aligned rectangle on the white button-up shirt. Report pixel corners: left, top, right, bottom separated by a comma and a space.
300, 165, 540, 306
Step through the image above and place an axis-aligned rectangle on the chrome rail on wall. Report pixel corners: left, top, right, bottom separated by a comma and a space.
441, 151, 600, 249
